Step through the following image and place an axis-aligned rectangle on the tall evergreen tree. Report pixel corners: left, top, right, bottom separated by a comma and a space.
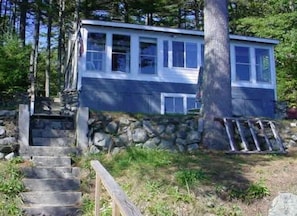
202, 0, 231, 149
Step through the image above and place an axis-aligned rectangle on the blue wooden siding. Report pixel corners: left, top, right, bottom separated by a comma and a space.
79, 77, 275, 117
232, 87, 275, 118
79, 78, 197, 113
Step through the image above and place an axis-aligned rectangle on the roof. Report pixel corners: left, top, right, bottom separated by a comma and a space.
80, 19, 279, 45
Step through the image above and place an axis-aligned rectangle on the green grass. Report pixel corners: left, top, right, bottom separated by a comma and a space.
79, 147, 273, 215
0, 157, 25, 216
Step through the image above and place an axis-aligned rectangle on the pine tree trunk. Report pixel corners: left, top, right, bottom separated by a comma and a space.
58, 0, 65, 91
19, 0, 28, 47
45, 0, 52, 97
202, 0, 232, 149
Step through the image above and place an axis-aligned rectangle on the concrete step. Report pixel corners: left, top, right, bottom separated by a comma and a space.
31, 156, 72, 167
22, 205, 81, 216
31, 118, 74, 130
23, 178, 80, 191
20, 146, 78, 157
21, 167, 80, 179
21, 191, 81, 206
32, 137, 75, 147
32, 129, 75, 138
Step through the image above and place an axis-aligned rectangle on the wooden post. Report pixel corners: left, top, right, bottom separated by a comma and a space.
112, 201, 120, 216
247, 120, 261, 151
90, 160, 142, 216
223, 118, 236, 151
258, 120, 273, 151
94, 173, 102, 216
235, 119, 249, 151
269, 121, 285, 152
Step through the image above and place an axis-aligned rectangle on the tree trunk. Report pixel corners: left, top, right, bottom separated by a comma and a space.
58, 0, 65, 91
202, 0, 232, 149
19, 0, 28, 46
45, 0, 52, 97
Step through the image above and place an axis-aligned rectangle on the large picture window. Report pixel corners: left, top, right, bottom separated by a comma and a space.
161, 93, 200, 114
112, 34, 130, 73
86, 33, 106, 71
234, 46, 272, 84
139, 37, 157, 74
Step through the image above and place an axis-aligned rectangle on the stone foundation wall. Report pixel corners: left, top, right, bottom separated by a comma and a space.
0, 110, 18, 160
88, 112, 202, 154
87, 111, 297, 154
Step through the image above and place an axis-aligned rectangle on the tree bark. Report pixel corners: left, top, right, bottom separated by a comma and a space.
202, 0, 232, 149
19, 0, 28, 46
58, 0, 65, 91
45, 0, 52, 97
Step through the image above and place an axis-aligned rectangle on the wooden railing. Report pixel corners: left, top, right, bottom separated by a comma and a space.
90, 160, 142, 216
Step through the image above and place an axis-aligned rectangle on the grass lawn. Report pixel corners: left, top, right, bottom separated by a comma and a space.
78, 147, 297, 216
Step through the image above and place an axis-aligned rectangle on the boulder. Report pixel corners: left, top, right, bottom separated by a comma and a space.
105, 121, 119, 134
132, 128, 147, 143
268, 193, 297, 216
5, 152, 15, 160
0, 137, 17, 145
93, 132, 113, 149
0, 126, 5, 138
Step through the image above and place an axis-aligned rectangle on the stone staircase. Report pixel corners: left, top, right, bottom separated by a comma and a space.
19, 100, 82, 216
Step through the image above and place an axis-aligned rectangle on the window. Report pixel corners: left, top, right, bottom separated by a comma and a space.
164, 41, 198, 69
161, 93, 200, 114
186, 42, 198, 68
256, 48, 271, 82
139, 37, 157, 74
235, 46, 250, 81
86, 33, 106, 71
234, 46, 272, 84
172, 41, 184, 67
112, 34, 130, 73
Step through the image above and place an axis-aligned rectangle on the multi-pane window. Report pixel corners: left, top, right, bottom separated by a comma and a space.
112, 34, 130, 73
162, 94, 200, 114
86, 33, 106, 71
164, 41, 199, 69
256, 48, 271, 82
139, 37, 157, 74
234, 46, 272, 83
235, 46, 250, 81
172, 41, 197, 68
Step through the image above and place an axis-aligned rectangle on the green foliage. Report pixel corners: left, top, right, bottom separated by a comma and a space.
215, 205, 243, 216
245, 180, 270, 202
0, 34, 30, 93
0, 158, 25, 215
227, 180, 270, 204
231, 2, 297, 107
175, 169, 208, 186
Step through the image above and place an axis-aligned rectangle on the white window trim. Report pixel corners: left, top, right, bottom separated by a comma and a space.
138, 37, 158, 75
231, 43, 276, 89
160, 93, 197, 114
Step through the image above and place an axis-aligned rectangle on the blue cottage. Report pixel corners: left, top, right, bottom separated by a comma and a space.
64, 20, 278, 117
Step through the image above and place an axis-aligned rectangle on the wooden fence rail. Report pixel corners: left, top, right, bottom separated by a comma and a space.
90, 160, 143, 216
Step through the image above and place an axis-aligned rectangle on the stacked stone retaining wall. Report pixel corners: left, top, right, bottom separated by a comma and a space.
88, 112, 202, 154
0, 110, 18, 160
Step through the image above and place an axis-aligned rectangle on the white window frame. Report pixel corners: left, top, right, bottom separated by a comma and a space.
86, 32, 106, 72
139, 37, 157, 74
161, 93, 199, 114
163, 39, 203, 70
231, 43, 276, 89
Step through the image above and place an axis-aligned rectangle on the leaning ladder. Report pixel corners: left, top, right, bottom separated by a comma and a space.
221, 117, 286, 154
